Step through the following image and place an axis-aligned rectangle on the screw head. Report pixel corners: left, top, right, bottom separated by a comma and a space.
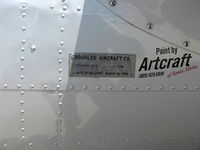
110, 0, 117, 6
147, 23, 153, 29
183, 41, 190, 47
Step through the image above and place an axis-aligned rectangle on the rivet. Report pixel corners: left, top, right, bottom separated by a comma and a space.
30, 84, 34, 89
58, 128, 62, 132
29, 142, 33, 146
20, 75, 24, 80
17, 84, 21, 88
21, 3, 27, 9
31, 45, 36, 51
21, 12, 26, 17
62, 5, 68, 11
4, 84, 8, 88
195, 135, 199, 139
58, 77, 62, 82
69, 85, 74, 89
20, 66, 25, 70
108, 85, 113, 90
60, 28, 65, 32
171, 85, 176, 90
60, 41, 64, 46
44, 84, 48, 89
58, 136, 62, 140
50, 5, 54, 9
59, 102, 63, 106
21, 56, 25, 61
21, 47, 25, 52
146, 86, 151, 90
96, 86, 100, 90
22, 26, 26, 31
54, 142, 58, 146
21, 127, 25, 131
109, 0, 116, 6
195, 86, 199, 90
59, 50, 63, 54
121, 86, 126, 90
21, 40, 26, 44
20, 91, 25, 95
172, 136, 176, 140
59, 59, 63, 64
21, 118, 25, 122
58, 93, 63, 97
159, 85, 164, 90
183, 85, 188, 89
61, 13, 65, 18
183, 41, 190, 47
21, 109, 25, 114
20, 100, 24, 105
58, 68, 63, 73
134, 85, 139, 90
21, 135, 26, 140
56, 85, 60, 89
58, 119, 62, 124
147, 23, 153, 29
82, 85, 87, 90
149, 138, 153, 141
58, 111, 62, 115
125, 139, 130, 143
3, 144, 7, 148
78, 141, 82, 145
76, 6, 82, 11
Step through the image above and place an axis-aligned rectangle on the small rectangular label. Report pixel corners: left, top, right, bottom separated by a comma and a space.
69, 53, 136, 78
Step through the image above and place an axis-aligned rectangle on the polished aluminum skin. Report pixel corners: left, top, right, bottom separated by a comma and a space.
0, 0, 200, 150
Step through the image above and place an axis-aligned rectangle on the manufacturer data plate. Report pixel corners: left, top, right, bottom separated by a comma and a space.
69, 53, 136, 78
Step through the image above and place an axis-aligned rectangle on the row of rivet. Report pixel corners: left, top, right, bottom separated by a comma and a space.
20, 2, 26, 149
20, 2, 33, 149
109, 0, 190, 48
72, 135, 200, 145
55, 1, 66, 150
1, 84, 200, 91
0, 135, 199, 149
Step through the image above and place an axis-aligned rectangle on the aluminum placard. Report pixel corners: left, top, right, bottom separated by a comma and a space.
69, 53, 136, 78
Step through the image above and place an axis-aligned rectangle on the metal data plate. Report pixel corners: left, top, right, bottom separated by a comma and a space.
69, 53, 136, 78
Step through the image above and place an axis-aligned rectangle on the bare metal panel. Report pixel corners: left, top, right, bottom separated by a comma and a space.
0, 0, 199, 149
0, 91, 200, 150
